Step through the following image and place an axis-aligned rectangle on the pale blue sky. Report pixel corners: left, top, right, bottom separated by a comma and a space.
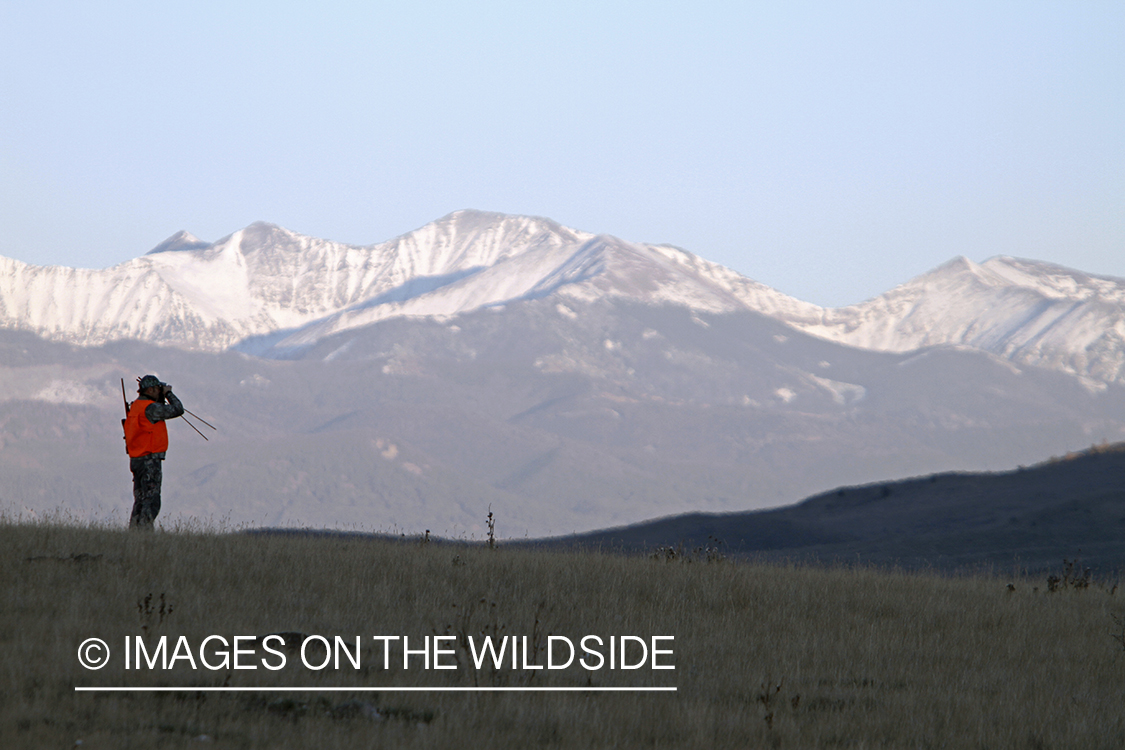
1, 1, 1122, 306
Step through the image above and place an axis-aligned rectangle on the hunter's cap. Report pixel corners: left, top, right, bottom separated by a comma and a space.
138, 375, 162, 390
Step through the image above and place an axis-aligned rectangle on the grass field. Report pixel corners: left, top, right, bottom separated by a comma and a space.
3, 519, 1123, 749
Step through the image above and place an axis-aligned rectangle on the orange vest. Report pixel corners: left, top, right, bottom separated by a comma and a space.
124, 399, 169, 457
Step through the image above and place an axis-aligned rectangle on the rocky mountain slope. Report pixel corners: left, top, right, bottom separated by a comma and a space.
2, 296, 1123, 536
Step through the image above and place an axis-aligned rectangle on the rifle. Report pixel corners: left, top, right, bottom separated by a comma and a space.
120, 378, 130, 454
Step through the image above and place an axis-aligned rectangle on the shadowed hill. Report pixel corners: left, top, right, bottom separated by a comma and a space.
533, 445, 1125, 574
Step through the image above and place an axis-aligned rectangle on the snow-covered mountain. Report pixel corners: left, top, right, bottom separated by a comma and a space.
788, 256, 1125, 388
0, 211, 594, 351
0, 209, 817, 353
1, 210, 1124, 386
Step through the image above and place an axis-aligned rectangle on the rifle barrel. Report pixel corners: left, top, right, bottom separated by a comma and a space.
120, 378, 129, 454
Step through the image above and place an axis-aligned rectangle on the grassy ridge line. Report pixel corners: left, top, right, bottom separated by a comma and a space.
3, 522, 1124, 749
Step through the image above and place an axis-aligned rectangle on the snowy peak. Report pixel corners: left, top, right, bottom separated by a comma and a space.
863, 256, 1008, 303
977, 256, 1125, 303
901, 254, 1125, 303
146, 230, 211, 255
232, 221, 292, 248
783, 254, 1125, 386
381, 209, 593, 279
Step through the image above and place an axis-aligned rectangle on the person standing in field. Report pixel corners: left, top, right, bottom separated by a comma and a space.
124, 375, 185, 529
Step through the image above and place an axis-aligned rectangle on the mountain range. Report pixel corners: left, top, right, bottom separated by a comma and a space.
1, 210, 1123, 537
3, 210, 1123, 386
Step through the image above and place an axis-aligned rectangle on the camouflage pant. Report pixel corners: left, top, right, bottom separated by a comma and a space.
130, 455, 163, 529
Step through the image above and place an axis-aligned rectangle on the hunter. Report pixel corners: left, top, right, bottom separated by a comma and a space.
124, 375, 185, 529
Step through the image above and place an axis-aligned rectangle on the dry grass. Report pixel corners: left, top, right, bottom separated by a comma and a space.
2, 518, 1123, 749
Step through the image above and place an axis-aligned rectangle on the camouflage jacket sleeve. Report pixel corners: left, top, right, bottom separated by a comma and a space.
144, 392, 184, 423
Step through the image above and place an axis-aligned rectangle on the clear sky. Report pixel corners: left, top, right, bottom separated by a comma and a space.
1, 1, 1122, 307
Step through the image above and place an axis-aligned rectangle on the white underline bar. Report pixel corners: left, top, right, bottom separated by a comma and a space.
76, 686, 676, 693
